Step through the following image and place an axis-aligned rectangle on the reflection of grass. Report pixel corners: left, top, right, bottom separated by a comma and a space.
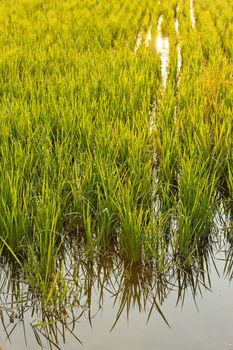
0, 243, 231, 349
0, 0, 232, 298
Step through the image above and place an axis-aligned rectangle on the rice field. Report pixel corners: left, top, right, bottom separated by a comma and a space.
0, 0, 232, 319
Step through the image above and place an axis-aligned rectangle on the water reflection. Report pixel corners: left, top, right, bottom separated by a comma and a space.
190, 0, 196, 29
145, 26, 152, 48
156, 16, 169, 89
0, 237, 232, 349
134, 32, 142, 53
175, 5, 182, 86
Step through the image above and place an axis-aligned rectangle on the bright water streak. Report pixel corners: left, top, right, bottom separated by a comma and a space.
190, 0, 196, 28
175, 5, 182, 84
134, 32, 142, 52
145, 26, 152, 47
156, 16, 170, 89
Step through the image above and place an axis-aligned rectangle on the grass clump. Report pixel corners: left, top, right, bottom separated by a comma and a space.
0, 0, 232, 298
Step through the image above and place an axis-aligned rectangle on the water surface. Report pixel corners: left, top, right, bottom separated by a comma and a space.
0, 240, 232, 350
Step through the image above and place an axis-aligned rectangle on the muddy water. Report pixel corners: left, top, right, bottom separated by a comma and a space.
0, 241, 233, 350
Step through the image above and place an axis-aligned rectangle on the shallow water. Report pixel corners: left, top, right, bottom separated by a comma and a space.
0, 240, 232, 350
190, 0, 196, 28
175, 5, 182, 85
145, 26, 152, 47
134, 32, 142, 52
156, 16, 169, 89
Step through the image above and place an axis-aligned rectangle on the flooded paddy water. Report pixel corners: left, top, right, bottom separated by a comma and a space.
156, 16, 170, 89
0, 227, 233, 350
190, 0, 196, 29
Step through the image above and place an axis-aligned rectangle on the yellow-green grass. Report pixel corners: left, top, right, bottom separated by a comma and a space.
0, 0, 232, 297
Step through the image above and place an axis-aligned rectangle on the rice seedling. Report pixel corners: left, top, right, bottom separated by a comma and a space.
0, 0, 231, 304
